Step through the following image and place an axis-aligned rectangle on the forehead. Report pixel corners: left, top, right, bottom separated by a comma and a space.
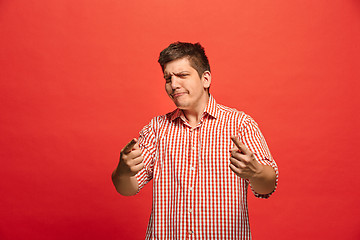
163, 58, 195, 74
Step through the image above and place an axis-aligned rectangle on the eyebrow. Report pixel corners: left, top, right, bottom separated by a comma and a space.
164, 71, 190, 78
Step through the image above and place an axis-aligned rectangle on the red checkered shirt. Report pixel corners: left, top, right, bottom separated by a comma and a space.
136, 95, 278, 240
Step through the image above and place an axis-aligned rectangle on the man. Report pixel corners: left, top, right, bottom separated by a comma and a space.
112, 42, 278, 239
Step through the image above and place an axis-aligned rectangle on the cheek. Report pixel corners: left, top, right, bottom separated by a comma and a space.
165, 84, 172, 94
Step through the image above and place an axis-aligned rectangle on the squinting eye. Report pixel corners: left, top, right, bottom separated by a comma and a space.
179, 74, 188, 78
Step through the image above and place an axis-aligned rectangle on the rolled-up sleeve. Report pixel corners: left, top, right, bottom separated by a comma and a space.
135, 118, 157, 193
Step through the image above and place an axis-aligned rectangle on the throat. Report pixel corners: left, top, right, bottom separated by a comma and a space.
182, 111, 203, 128
180, 93, 209, 128
188, 118, 200, 128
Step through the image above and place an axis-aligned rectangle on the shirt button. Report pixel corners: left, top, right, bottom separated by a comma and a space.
190, 167, 195, 171
189, 208, 193, 213
189, 230, 194, 235
189, 187, 193, 191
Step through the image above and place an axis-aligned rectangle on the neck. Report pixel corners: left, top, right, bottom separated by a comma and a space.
182, 94, 209, 128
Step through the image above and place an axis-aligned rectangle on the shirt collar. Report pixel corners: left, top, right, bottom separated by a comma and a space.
204, 94, 219, 119
168, 94, 219, 121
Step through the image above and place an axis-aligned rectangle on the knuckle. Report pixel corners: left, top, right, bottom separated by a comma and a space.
130, 166, 137, 173
124, 158, 134, 166
230, 158, 237, 166
122, 154, 129, 161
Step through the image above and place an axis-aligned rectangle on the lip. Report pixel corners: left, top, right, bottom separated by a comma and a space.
172, 92, 186, 98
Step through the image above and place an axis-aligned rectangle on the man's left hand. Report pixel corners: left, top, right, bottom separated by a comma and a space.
229, 135, 263, 180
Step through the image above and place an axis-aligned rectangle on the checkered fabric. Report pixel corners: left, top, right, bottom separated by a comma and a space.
136, 95, 278, 240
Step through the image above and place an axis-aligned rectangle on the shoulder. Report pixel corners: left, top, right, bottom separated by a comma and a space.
142, 109, 177, 131
216, 102, 253, 125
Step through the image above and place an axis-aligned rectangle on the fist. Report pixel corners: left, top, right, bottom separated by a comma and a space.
229, 136, 263, 180
118, 138, 144, 177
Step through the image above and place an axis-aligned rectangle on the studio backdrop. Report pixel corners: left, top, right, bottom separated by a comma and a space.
0, 0, 359, 239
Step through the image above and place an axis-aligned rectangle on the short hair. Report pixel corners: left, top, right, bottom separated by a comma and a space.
158, 42, 210, 78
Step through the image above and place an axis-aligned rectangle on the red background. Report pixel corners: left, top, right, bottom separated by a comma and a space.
1, 0, 360, 239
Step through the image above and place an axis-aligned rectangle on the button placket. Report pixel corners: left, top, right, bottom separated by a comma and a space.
188, 126, 197, 238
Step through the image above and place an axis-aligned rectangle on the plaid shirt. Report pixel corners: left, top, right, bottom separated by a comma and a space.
136, 95, 278, 239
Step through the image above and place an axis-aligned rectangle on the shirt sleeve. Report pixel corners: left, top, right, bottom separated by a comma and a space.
239, 115, 279, 199
135, 118, 158, 193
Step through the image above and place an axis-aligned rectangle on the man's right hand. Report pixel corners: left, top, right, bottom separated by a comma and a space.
116, 138, 144, 177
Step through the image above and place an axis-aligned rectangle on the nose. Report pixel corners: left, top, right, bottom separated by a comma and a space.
170, 76, 180, 89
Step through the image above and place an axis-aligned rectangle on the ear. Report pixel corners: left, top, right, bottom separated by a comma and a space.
202, 71, 212, 89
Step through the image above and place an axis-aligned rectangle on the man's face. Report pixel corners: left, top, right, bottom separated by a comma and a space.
163, 58, 211, 111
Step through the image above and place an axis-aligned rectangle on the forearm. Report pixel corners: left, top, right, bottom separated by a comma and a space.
111, 168, 139, 196
249, 165, 276, 195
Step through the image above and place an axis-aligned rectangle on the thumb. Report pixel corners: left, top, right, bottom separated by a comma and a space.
122, 138, 137, 154
230, 136, 251, 155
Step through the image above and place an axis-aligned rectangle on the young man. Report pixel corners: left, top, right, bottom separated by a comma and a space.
112, 42, 278, 239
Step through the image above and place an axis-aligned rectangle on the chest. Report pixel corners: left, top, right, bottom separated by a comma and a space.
154, 118, 238, 182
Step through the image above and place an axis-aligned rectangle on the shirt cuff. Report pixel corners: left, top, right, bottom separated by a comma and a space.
249, 159, 279, 199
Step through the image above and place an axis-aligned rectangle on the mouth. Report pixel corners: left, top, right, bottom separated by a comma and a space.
171, 92, 186, 98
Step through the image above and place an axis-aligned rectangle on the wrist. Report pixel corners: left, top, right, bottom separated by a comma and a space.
249, 163, 264, 182
112, 166, 127, 179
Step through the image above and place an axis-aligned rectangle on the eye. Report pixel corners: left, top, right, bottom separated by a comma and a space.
177, 73, 188, 78
164, 76, 171, 83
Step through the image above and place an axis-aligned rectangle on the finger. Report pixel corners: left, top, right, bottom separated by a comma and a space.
130, 162, 145, 175
127, 149, 142, 159
229, 163, 241, 175
122, 138, 137, 154
229, 147, 238, 152
230, 156, 246, 169
131, 155, 144, 166
133, 142, 140, 150
230, 150, 249, 163
230, 136, 251, 155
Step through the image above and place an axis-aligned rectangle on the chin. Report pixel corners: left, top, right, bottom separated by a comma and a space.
174, 101, 189, 109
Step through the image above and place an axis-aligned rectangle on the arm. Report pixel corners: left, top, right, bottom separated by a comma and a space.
248, 165, 276, 195
112, 170, 139, 196
229, 136, 276, 195
112, 138, 144, 196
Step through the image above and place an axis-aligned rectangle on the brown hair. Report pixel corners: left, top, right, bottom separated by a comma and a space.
158, 42, 210, 78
